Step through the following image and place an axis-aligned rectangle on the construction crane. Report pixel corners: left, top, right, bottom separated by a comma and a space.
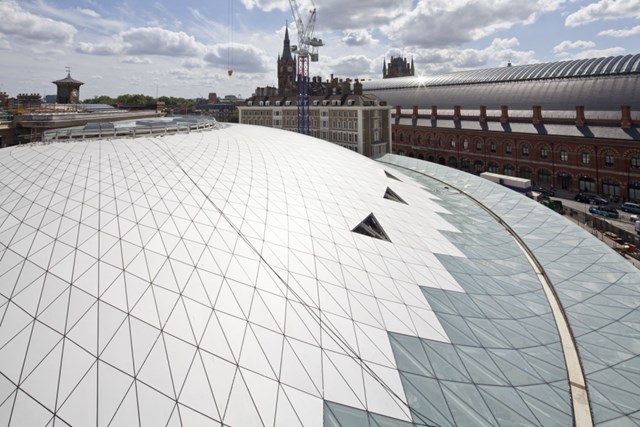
288, 0, 323, 134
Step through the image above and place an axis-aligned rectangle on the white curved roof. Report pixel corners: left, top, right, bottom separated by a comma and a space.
0, 124, 639, 426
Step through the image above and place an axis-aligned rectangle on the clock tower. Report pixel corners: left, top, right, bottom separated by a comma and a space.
277, 26, 296, 97
53, 69, 84, 104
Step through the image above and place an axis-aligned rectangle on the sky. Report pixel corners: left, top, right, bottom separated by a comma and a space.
1, 0, 639, 100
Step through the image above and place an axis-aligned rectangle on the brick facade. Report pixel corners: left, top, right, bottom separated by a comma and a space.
392, 105, 640, 202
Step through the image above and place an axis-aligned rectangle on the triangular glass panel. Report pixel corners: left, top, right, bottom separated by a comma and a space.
351, 213, 391, 242
384, 171, 401, 181
383, 187, 407, 205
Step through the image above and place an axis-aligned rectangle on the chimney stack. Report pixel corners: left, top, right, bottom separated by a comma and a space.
532, 106, 542, 124
453, 105, 461, 121
622, 105, 632, 129
479, 106, 487, 122
575, 106, 585, 126
431, 106, 437, 120
500, 106, 509, 123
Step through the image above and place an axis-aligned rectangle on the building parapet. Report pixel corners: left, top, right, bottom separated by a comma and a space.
394, 105, 637, 128
42, 117, 218, 143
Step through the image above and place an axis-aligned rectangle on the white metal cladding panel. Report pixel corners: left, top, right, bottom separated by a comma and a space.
0, 126, 471, 426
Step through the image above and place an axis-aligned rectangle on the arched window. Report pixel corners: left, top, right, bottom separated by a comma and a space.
474, 160, 484, 173
540, 147, 548, 159
604, 153, 614, 167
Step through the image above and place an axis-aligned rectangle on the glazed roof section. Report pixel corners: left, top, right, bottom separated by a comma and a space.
377, 153, 640, 426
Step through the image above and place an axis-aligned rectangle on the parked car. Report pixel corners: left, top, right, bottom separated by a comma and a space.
575, 193, 608, 205
532, 185, 555, 197
621, 202, 640, 214
630, 214, 639, 222
588, 206, 619, 218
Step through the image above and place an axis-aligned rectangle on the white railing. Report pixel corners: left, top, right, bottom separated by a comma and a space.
42, 118, 219, 143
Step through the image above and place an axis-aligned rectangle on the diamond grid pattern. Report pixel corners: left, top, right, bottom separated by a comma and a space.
0, 127, 477, 426
382, 153, 640, 426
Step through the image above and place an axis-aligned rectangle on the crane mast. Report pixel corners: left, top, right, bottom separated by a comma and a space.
288, 0, 323, 134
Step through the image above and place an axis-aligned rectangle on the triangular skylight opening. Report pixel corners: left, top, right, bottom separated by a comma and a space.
384, 170, 401, 181
352, 213, 391, 242
383, 187, 407, 205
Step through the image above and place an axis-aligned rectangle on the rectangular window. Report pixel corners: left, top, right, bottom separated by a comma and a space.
560, 150, 568, 161
582, 152, 590, 164
540, 148, 548, 159
490, 142, 496, 153
632, 157, 640, 168
505, 144, 512, 154
522, 146, 529, 156
605, 154, 614, 167
476, 141, 482, 151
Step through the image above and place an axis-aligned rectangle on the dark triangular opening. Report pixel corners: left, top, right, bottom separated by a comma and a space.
352, 213, 391, 242
383, 187, 407, 204
384, 170, 401, 181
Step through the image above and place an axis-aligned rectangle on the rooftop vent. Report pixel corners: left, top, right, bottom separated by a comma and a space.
383, 187, 407, 204
384, 170, 402, 181
352, 213, 391, 242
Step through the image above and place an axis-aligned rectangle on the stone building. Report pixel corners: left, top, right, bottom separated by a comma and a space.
383, 56, 415, 79
363, 54, 640, 200
239, 80, 392, 158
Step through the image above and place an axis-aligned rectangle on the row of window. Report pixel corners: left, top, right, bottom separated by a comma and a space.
397, 134, 640, 167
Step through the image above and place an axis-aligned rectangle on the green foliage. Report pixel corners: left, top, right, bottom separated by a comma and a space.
158, 96, 196, 106
83, 95, 115, 105
83, 94, 198, 107
115, 94, 156, 105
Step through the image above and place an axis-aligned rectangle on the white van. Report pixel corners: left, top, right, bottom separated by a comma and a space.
621, 202, 640, 214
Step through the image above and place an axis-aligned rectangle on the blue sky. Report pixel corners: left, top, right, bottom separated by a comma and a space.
1, 0, 638, 99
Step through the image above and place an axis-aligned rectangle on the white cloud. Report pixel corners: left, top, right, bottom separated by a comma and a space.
77, 27, 206, 57
121, 27, 205, 56
77, 41, 122, 55
565, 0, 640, 27
342, 30, 378, 46
182, 58, 207, 68
0, 0, 76, 44
239, 0, 288, 12
204, 43, 271, 73
552, 40, 625, 59
77, 8, 100, 18
325, 55, 377, 76
410, 38, 537, 74
122, 56, 153, 64
561, 47, 626, 58
553, 40, 596, 54
382, 0, 566, 48
598, 25, 640, 37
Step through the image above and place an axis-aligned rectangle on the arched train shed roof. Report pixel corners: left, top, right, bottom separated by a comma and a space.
362, 54, 640, 111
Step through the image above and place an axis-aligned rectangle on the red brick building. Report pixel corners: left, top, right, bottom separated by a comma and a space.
363, 54, 640, 201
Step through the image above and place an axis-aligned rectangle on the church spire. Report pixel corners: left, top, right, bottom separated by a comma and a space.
282, 25, 292, 61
